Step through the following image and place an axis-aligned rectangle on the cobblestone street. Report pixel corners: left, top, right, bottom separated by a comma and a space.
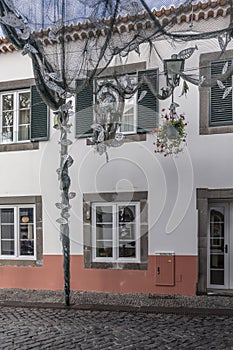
0, 306, 233, 349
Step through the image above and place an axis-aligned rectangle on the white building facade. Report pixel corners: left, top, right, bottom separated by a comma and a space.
0, 0, 232, 295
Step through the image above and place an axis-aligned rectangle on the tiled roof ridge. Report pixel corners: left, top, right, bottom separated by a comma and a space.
0, 37, 16, 53
0, 0, 231, 51
35, 0, 231, 45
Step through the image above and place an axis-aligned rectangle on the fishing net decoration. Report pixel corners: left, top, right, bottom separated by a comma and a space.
1, 0, 233, 304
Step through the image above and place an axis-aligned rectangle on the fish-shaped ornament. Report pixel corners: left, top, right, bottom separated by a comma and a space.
222, 87, 232, 99
199, 76, 206, 87
22, 43, 38, 55
56, 217, 68, 225
46, 80, 66, 96
216, 80, 232, 99
17, 26, 31, 40
222, 61, 229, 75
177, 45, 198, 60
217, 80, 225, 90
218, 34, 230, 53
4, 0, 17, 12
179, 80, 189, 97
46, 72, 63, 82
68, 192, 76, 200
138, 90, 147, 102
0, 12, 25, 29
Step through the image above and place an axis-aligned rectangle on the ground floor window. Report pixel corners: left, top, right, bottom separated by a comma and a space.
92, 202, 140, 263
0, 206, 35, 258
0, 196, 43, 266
83, 191, 148, 270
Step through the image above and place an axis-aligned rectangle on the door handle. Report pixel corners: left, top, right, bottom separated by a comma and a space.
157, 266, 160, 275
225, 244, 228, 254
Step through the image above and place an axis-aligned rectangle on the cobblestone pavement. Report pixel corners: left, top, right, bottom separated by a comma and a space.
1, 306, 233, 350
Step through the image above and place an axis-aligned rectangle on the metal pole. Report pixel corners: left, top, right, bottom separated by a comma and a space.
58, 109, 72, 306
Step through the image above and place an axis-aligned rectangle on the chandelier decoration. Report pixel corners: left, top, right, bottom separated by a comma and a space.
89, 74, 139, 161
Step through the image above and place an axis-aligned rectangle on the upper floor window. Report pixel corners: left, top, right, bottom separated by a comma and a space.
75, 66, 158, 139
200, 51, 233, 135
1, 90, 31, 144
0, 82, 49, 149
94, 74, 138, 135
0, 205, 35, 259
210, 60, 233, 127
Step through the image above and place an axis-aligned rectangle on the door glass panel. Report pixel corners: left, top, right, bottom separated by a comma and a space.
210, 270, 224, 285
209, 208, 225, 285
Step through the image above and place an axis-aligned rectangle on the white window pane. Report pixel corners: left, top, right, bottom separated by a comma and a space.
20, 238, 34, 256
96, 206, 112, 223
96, 241, 113, 258
118, 205, 135, 223
119, 223, 135, 240
2, 111, 13, 127
18, 125, 30, 141
1, 225, 14, 239
19, 208, 34, 256
19, 92, 30, 109
1, 208, 14, 223
1, 240, 14, 255
20, 208, 34, 223
2, 94, 13, 111
19, 109, 30, 125
96, 224, 113, 240
119, 242, 136, 258
120, 103, 135, 133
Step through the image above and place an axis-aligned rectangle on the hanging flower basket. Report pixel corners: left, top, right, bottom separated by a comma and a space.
152, 109, 187, 156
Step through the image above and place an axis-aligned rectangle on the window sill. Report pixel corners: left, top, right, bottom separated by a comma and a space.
0, 259, 42, 267
0, 142, 39, 152
86, 133, 146, 145
88, 261, 147, 270
200, 125, 233, 135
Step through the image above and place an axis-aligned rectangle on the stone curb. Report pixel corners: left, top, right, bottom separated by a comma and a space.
1, 300, 233, 316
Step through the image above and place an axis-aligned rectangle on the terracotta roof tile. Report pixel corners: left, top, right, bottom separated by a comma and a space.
0, 0, 231, 52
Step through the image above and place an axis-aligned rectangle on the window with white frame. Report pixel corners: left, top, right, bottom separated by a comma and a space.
92, 202, 140, 262
0, 206, 35, 259
0, 90, 31, 144
94, 75, 138, 135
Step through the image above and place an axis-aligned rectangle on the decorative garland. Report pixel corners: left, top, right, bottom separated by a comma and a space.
152, 108, 187, 157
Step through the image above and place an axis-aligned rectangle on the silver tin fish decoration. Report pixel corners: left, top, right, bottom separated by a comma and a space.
177, 45, 198, 60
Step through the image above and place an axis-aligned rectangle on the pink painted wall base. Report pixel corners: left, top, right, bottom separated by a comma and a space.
0, 255, 198, 295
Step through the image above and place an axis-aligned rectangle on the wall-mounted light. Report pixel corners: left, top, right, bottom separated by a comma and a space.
164, 54, 185, 88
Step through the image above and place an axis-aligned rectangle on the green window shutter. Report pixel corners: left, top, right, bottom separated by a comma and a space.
210, 60, 233, 126
75, 79, 93, 138
137, 69, 158, 133
30, 85, 49, 141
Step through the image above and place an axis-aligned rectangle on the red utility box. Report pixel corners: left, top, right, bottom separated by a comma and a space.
155, 252, 175, 286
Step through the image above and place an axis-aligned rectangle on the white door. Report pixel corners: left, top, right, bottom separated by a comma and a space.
208, 203, 230, 289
